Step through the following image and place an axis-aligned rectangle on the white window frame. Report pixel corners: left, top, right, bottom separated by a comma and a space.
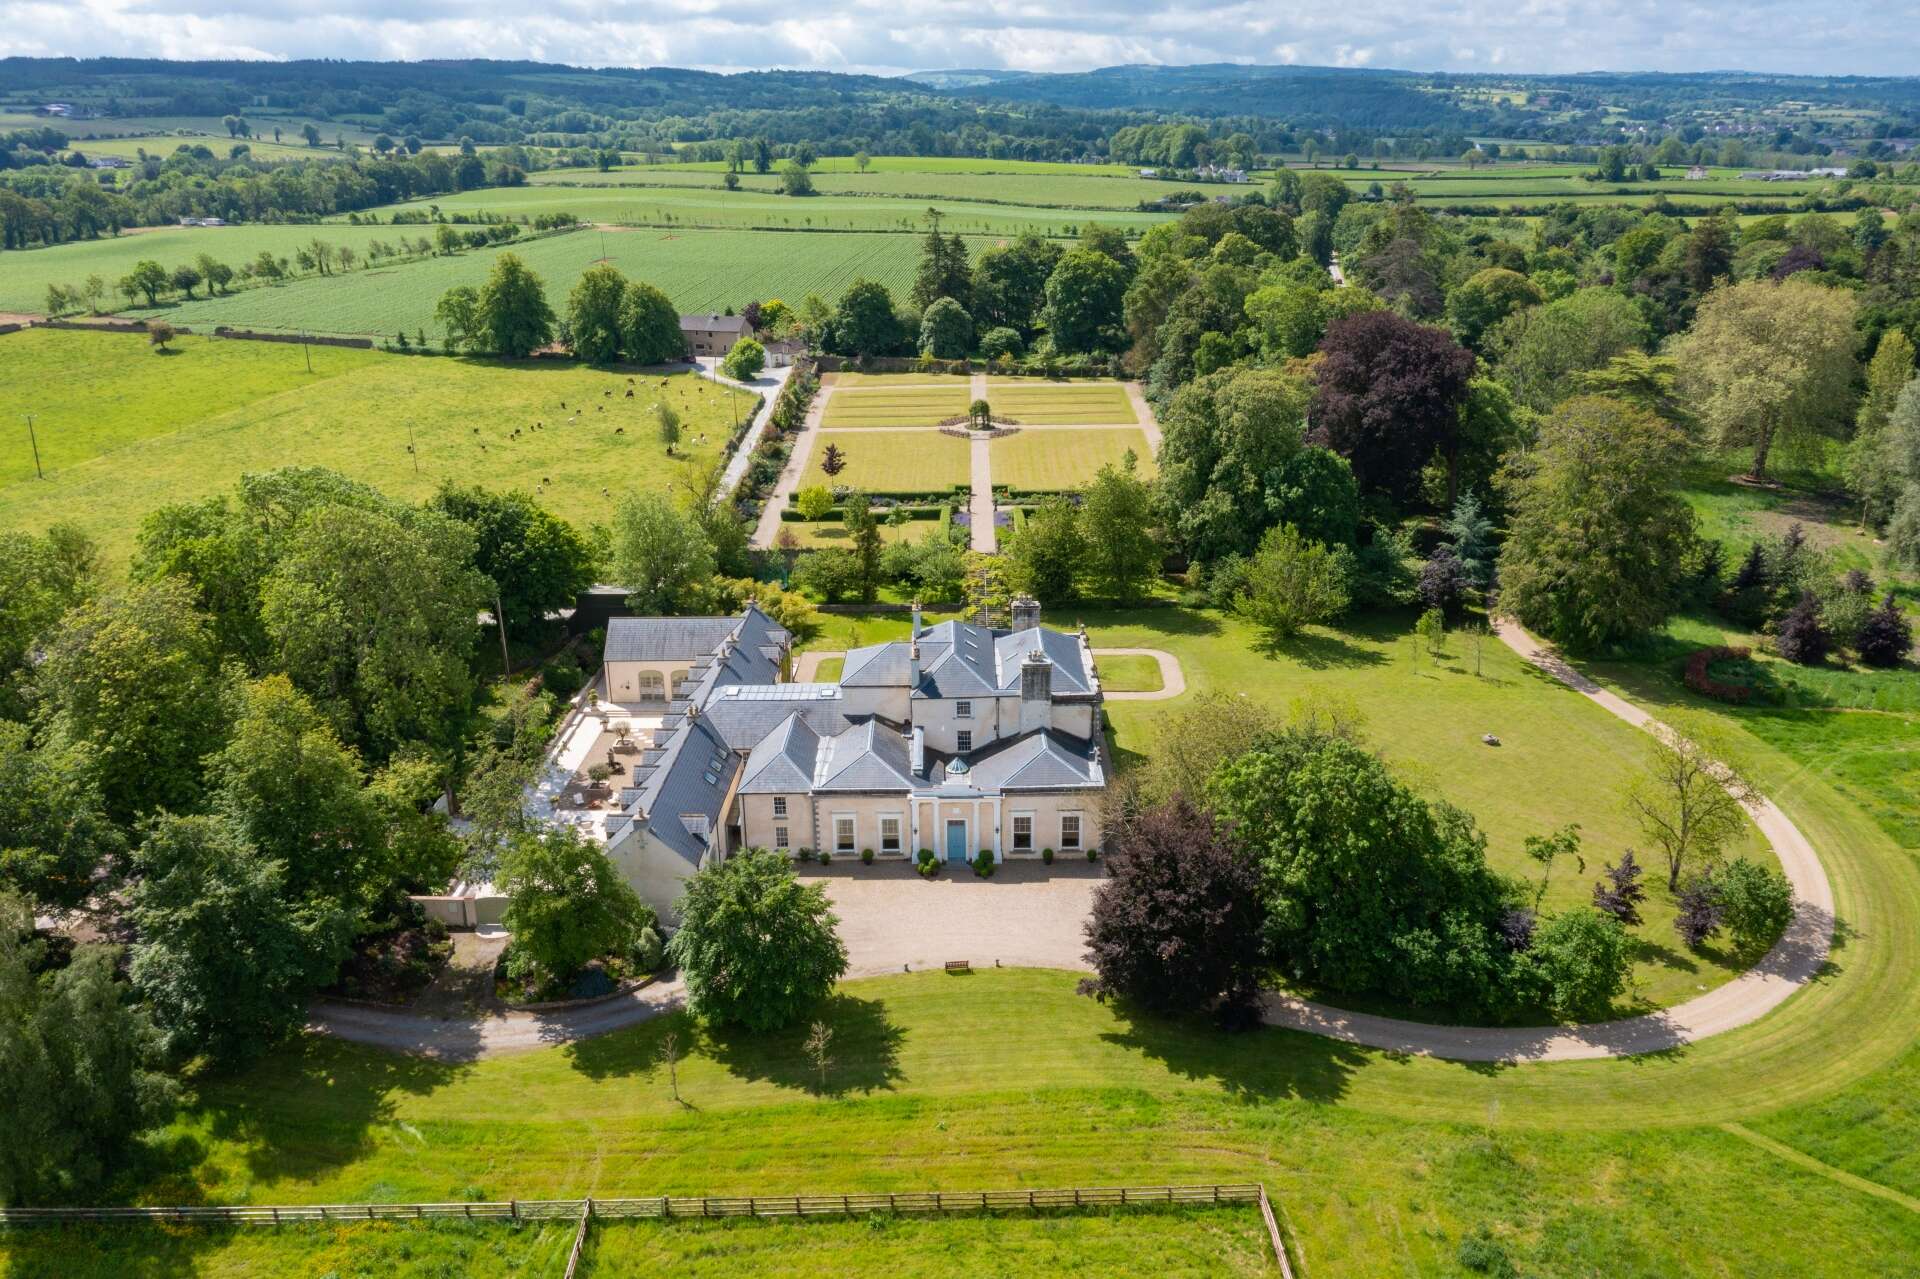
1059, 812, 1083, 850
1011, 811, 1035, 852
879, 814, 903, 854
955, 699, 973, 719
773, 825, 791, 851
833, 813, 856, 853
772, 796, 788, 818
956, 729, 973, 754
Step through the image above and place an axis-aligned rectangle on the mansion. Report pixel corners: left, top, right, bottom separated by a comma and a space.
594, 600, 1108, 918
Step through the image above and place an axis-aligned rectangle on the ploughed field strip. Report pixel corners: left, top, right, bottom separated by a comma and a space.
994, 428, 1157, 490
802, 428, 972, 493
819, 385, 973, 427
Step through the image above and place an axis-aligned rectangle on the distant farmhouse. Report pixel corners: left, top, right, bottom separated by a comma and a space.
678, 313, 749, 358
548, 601, 1108, 919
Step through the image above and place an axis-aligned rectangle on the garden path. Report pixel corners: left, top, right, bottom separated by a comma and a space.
750, 377, 830, 549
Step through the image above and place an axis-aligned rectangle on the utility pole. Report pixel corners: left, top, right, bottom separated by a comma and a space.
300, 328, 313, 374
496, 592, 511, 675
407, 421, 420, 475
25, 414, 43, 480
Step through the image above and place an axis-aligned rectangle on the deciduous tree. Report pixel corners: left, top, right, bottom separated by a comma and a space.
667, 848, 848, 1031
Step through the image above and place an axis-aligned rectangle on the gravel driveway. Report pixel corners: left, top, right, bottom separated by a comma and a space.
798, 859, 1104, 976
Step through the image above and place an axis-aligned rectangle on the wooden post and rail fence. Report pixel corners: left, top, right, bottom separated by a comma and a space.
0, 1182, 1295, 1273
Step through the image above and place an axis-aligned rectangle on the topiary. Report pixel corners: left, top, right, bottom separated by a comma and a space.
862, 848, 875, 865
1086, 848, 1100, 863
1041, 847, 1054, 865
974, 849, 995, 878
819, 849, 833, 865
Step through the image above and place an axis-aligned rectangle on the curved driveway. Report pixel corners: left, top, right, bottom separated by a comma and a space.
312, 620, 1832, 1064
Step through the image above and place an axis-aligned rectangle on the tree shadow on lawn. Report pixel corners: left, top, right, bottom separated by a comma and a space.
564, 994, 907, 1100
181, 1035, 472, 1192
704, 993, 908, 1099
1097, 1001, 1367, 1105
1263, 628, 1388, 671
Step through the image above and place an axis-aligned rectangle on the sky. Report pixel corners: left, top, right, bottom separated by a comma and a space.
1, 0, 1914, 78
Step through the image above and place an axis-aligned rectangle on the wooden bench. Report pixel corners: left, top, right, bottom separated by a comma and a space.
943, 960, 971, 974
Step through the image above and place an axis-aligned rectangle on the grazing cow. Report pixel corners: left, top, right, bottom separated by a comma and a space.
625, 388, 634, 398
615, 427, 625, 435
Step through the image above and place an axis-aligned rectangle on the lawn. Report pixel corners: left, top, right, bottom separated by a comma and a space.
580, 1204, 1276, 1275
821, 386, 972, 427
988, 382, 1138, 426
781, 516, 941, 550
802, 430, 971, 495
824, 370, 973, 386
117, 227, 1000, 338
993, 428, 1156, 492
1095, 652, 1163, 692
19, 952, 1920, 1277
0, 330, 747, 567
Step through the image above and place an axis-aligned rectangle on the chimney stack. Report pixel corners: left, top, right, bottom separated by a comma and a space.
910, 599, 922, 639
908, 641, 921, 690
1019, 649, 1053, 734
1011, 596, 1041, 633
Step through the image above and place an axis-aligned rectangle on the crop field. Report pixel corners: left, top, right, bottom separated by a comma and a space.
802, 429, 970, 493
532, 165, 1218, 210
0, 329, 746, 566
0, 223, 423, 316
820, 386, 972, 427
350, 184, 1168, 237
657, 154, 1145, 177
994, 428, 1156, 491
119, 228, 999, 338
989, 382, 1137, 425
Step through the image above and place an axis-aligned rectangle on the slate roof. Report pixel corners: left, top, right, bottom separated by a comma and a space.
605, 617, 740, 663
603, 605, 791, 668
631, 713, 739, 866
842, 620, 1094, 699
680, 313, 751, 335
701, 683, 854, 751
737, 714, 822, 794
961, 729, 1104, 791
814, 720, 917, 792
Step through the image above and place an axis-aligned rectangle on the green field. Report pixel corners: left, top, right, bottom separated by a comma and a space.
349, 184, 1167, 238
531, 165, 1213, 211
820, 386, 973, 427
0, 329, 746, 566
803, 430, 971, 494
989, 382, 1137, 425
580, 1205, 1275, 1275
995, 428, 1156, 491
116, 228, 1000, 338
0, 224, 414, 316
783, 516, 940, 550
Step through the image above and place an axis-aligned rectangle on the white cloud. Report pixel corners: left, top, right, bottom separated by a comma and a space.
1, 0, 1913, 76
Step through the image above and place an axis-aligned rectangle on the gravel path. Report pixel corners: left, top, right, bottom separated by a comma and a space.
1256, 619, 1834, 1063
968, 433, 996, 553
750, 377, 828, 549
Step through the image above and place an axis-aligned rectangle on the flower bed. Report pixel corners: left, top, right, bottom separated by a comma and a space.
1684, 645, 1757, 704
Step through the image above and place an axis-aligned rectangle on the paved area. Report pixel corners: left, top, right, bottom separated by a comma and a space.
793, 649, 842, 681
1092, 647, 1185, 700
968, 433, 996, 552
700, 359, 791, 506
801, 859, 1103, 973
750, 377, 829, 548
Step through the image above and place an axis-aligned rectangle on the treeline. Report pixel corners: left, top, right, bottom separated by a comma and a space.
0, 144, 534, 250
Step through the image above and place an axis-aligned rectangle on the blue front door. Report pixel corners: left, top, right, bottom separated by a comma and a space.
946, 820, 968, 863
